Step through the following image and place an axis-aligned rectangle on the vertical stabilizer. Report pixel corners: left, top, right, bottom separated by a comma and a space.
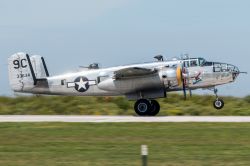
30, 55, 49, 79
8, 53, 36, 92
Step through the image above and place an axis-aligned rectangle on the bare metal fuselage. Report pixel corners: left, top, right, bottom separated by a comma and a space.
27, 60, 235, 99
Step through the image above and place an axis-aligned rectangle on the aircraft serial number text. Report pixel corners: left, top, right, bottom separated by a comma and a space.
17, 73, 31, 78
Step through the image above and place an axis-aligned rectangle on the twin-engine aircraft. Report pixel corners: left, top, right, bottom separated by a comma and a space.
8, 53, 245, 116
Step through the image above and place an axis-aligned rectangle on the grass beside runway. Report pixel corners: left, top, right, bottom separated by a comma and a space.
0, 123, 250, 165
1, 94, 250, 115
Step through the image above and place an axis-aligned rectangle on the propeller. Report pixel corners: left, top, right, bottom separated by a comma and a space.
181, 67, 187, 100
177, 65, 190, 100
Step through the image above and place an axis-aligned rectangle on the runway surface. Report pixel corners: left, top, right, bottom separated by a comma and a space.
0, 115, 250, 122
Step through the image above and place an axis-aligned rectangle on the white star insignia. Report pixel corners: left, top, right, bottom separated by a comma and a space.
75, 78, 88, 90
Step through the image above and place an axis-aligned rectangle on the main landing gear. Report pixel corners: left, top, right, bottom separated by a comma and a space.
134, 99, 160, 116
212, 88, 224, 110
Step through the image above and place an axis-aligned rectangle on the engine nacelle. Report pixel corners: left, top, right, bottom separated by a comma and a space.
158, 67, 183, 88
97, 67, 184, 93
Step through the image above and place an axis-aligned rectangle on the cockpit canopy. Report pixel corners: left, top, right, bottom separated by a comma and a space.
182, 57, 239, 73
88, 63, 100, 69
182, 57, 206, 67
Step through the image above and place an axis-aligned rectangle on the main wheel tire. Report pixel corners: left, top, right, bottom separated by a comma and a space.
148, 100, 160, 116
134, 99, 151, 116
213, 98, 224, 109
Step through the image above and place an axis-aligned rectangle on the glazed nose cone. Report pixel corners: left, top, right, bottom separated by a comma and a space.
229, 64, 240, 80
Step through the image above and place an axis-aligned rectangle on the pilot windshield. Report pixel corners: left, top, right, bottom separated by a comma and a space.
183, 58, 206, 67
198, 58, 206, 66
190, 60, 198, 67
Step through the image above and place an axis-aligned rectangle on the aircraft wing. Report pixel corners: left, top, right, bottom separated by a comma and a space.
113, 67, 157, 79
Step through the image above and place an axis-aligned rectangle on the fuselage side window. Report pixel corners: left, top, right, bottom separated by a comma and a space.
61, 79, 66, 85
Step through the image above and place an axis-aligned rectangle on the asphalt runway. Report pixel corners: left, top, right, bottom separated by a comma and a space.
0, 115, 250, 122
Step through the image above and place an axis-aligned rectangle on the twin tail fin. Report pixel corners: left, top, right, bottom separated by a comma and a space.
8, 52, 50, 92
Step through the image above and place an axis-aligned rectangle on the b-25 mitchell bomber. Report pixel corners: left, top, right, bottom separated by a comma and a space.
8, 53, 245, 116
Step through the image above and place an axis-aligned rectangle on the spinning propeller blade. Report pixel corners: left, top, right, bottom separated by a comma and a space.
177, 65, 189, 100
181, 66, 187, 100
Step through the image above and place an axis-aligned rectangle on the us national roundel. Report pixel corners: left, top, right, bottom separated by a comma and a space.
74, 76, 89, 92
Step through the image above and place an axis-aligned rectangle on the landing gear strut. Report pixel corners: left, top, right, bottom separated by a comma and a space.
134, 99, 160, 116
212, 88, 224, 109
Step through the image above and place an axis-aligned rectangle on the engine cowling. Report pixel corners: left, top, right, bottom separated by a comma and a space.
159, 66, 184, 88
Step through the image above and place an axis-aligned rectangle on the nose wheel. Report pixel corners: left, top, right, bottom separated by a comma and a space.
213, 98, 224, 109
212, 88, 224, 110
134, 99, 160, 116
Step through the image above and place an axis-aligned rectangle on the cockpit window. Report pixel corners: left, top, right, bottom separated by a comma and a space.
190, 60, 198, 67
183, 58, 207, 67
198, 58, 206, 66
213, 63, 221, 72
203, 61, 213, 66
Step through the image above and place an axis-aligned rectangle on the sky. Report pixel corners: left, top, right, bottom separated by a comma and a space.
0, 0, 249, 97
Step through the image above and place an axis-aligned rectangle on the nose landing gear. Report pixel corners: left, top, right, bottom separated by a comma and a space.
134, 99, 160, 116
212, 88, 224, 110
